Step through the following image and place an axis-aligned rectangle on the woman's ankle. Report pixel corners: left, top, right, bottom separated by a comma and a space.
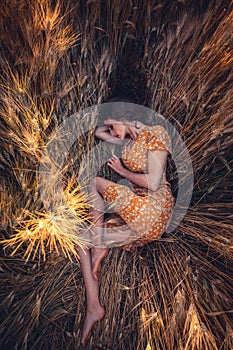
87, 303, 105, 313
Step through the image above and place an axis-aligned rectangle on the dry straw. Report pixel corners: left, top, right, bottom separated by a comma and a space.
0, 0, 232, 349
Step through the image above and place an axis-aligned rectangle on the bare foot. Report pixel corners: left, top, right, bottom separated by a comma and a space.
91, 247, 109, 280
81, 305, 105, 347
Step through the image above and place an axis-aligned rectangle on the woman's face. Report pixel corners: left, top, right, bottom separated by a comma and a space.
106, 120, 126, 139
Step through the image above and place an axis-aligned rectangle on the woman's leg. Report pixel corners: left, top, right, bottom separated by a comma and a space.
77, 246, 105, 347
88, 176, 110, 280
77, 176, 133, 345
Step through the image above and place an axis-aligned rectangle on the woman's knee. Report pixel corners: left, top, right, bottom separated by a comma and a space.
89, 176, 116, 195
89, 176, 103, 192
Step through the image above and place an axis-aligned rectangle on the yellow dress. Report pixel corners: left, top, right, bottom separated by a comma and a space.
102, 125, 175, 252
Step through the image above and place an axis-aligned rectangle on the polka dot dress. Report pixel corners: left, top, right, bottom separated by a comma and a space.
102, 125, 175, 252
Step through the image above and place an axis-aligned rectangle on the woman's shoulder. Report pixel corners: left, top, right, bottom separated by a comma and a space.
137, 123, 166, 131
144, 124, 172, 154
136, 123, 170, 141
137, 124, 165, 135
148, 124, 167, 131
144, 124, 170, 137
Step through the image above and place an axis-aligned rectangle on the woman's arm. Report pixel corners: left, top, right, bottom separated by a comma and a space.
94, 124, 124, 145
108, 150, 168, 191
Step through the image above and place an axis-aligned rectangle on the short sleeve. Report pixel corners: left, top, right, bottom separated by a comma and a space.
146, 125, 172, 155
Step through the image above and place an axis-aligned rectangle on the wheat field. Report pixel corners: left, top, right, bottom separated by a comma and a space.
0, 1, 232, 349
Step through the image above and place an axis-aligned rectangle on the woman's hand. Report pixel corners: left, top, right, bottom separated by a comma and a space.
107, 154, 125, 176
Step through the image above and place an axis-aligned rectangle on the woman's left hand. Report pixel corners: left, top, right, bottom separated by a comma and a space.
107, 154, 125, 176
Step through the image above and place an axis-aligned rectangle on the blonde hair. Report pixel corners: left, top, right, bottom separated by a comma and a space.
121, 118, 141, 129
